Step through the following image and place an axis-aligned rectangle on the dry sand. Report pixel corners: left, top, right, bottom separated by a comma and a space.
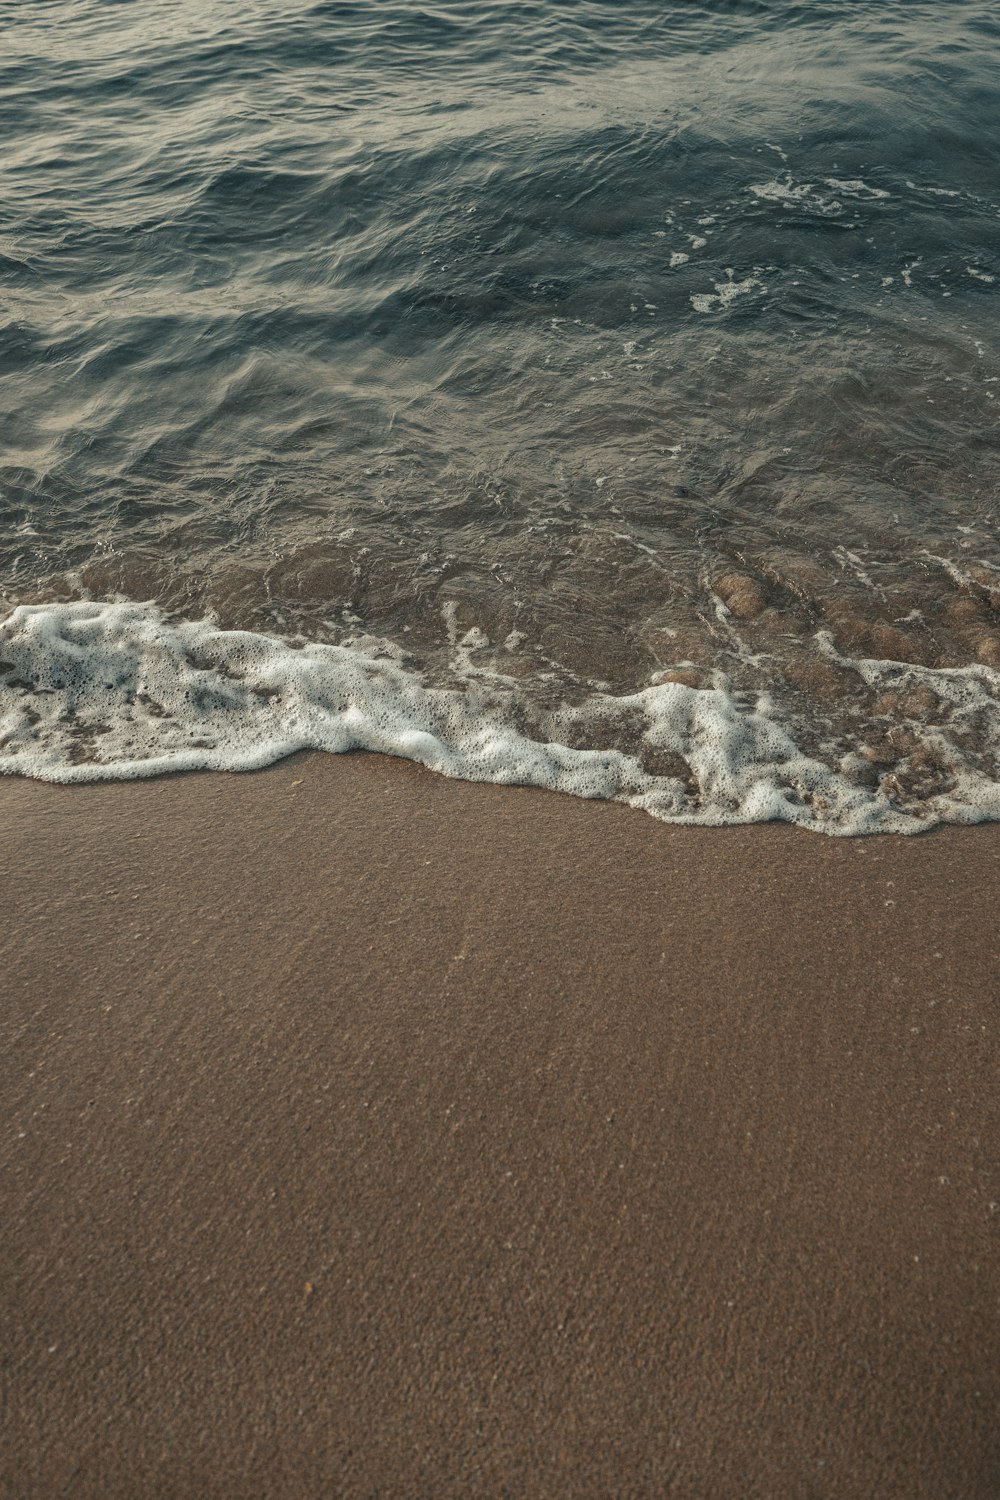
2, 751, 999, 1498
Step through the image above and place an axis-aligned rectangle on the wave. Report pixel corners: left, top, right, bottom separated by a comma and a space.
3, 600, 999, 833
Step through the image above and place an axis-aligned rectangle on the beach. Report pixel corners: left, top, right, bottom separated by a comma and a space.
3, 751, 998, 1498
4, 0, 1000, 1493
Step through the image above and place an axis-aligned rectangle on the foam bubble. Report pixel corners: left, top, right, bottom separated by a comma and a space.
823, 177, 890, 200
691, 272, 765, 315
5, 599, 999, 834
748, 178, 818, 206
747, 175, 888, 219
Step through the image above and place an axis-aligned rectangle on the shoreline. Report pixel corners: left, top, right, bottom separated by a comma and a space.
5, 597, 1000, 836
3, 751, 999, 1497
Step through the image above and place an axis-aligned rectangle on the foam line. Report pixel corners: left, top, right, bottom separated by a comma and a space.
1, 601, 997, 833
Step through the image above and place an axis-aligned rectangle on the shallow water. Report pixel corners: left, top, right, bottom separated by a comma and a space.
2, 0, 1000, 829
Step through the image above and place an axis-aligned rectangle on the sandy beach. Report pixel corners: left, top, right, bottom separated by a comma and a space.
2, 752, 998, 1498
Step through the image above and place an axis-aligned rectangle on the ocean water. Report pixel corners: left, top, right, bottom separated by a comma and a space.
2, 0, 999, 830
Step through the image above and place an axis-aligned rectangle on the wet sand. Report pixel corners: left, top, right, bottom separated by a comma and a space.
2, 752, 998, 1499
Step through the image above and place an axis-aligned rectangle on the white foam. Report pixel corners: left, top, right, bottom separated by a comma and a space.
823, 177, 890, 200
748, 178, 817, 206
748, 176, 888, 216
691, 271, 765, 315
1, 601, 998, 834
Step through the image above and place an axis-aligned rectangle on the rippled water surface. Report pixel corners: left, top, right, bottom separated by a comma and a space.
2, 0, 1000, 825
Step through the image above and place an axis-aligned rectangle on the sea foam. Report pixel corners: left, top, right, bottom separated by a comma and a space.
5, 599, 1000, 834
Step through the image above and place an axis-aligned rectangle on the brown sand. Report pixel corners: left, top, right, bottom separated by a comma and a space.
1, 752, 999, 1499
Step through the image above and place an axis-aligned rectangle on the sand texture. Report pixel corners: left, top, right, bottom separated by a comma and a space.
2, 753, 999, 1498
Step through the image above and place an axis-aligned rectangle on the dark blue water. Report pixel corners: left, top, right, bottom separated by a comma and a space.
2, 0, 1000, 823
